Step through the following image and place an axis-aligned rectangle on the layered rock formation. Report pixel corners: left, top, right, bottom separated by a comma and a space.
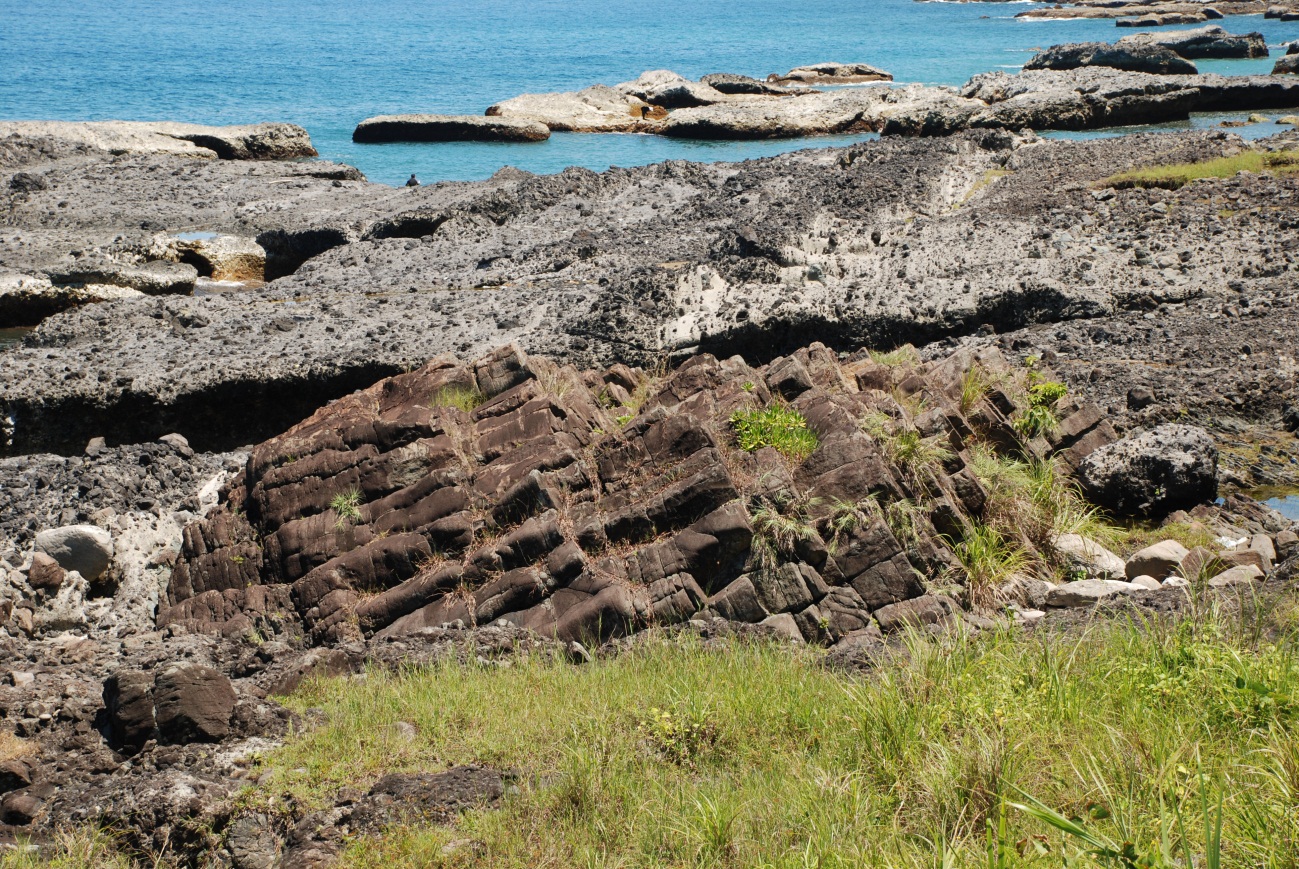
353, 114, 551, 143
1024, 42, 1199, 75
159, 340, 1119, 646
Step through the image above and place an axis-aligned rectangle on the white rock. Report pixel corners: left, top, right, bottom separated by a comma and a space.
1053, 533, 1127, 580
1207, 564, 1264, 588
1045, 579, 1138, 608
1125, 540, 1190, 580
1015, 609, 1046, 626
1129, 574, 1161, 590
33, 525, 114, 582
760, 612, 805, 643
1162, 576, 1190, 587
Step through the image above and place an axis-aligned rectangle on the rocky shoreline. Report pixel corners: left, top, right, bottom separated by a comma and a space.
3, 47, 1299, 865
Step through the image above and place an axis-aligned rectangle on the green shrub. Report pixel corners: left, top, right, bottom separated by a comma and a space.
1014, 379, 1068, 439
730, 404, 818, 462
750, 497, 821, 567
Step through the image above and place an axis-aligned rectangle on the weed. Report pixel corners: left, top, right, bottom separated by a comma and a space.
960, 364, 993, 415
825, 497, 880, 554
0, 827, 134, 868
637, 704, 719, 765
953, 522, 1028, 609
329, 487, 363, 529
750, 497, 821, 567
731, 404, 819, 463
869, 345, 921, 367
429, 385, 486, 413
1014, 380, 1067, 439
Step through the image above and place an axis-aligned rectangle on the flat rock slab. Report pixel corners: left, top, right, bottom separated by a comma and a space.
0, 120, 316, 160
770, 62, 894, 85
353, 114, 550, 143
1046, 579, 1141, 608
1117, 26, 1269, 59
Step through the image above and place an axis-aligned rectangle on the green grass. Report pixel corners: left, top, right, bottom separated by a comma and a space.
730, 405, 819, 463
0, 829, 132, 869
232, 609, 1299, 869
329, 486, 363, 527
867, 345, 920, 367
430, 386, 487, 413
953, 522, 1029, 608
1102, 149, 1299, 190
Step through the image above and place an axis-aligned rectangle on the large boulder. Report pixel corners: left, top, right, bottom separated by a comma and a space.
1078, 424, 1217, 516
1023, 42, 1199, 75
353, 114, 551, 143
33, 524, 114, 582
152, 663, 237, 744
1118, 26, 1269, 60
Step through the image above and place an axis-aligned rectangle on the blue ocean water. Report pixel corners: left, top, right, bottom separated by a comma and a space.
2, 0, 1297, 185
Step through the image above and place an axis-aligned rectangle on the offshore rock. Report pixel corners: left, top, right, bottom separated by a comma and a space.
769, 62, 894, 85
1023, 42, 1199, 75
353, 114, 551, 143
485, 85, 665, 132
1117, 26, 1269, 59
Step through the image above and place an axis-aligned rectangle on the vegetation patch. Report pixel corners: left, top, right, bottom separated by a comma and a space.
238, 612, 1299, 868
1102, 149, 1299, 190
730, 404, 818, 462
867, 344, 921, 367
329, 486, 363, 528
430, 385, 487, 413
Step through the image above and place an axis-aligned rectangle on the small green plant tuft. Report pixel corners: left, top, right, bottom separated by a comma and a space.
960, 364, 994, 414
730, 404, 818, 462
1015, 380, 1068, 439
750, 496, 821, 567
637, 704, 718, 766
330, 486, 363, 528
429, 385, 486, 413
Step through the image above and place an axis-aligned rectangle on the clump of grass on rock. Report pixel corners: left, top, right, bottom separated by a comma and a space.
730, 404, 818, 463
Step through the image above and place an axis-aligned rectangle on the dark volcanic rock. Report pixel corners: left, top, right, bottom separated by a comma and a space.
152, 662, 237, 744
1023, 42, 1199, 75
1078, 424, 1218, 515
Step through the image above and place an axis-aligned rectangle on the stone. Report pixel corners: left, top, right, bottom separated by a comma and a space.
1129, 574, 1161, 591
1078, 424, 1217, 516
1024, 42, 1198, 75
1249, 534, 1277, 566
33, 524, 114, 582
353, 114, 551, 143
1000, 574, 1055, 609
615, 70, 732, 109
1277, 529, 1298, 557
0, 120, 316, 160
25, 552, 65, 591
0, 791, 42, 825
1015, 609, 1046, 626
759, 612, 805, 642
705, 576, 768, 623
1045, 579, 1138, 608
1163, 576, 1190, 588
747, 563, 814, 614
872, 594, 957, 632
1117, 26, 1269, 60
768, 62, 893, 85
165, 234, 267, 283
1052, 533, 1126, 580
1207, 564, 1264, 587
1274, 55, 1299, 75
0, 759, 35, 793
1126, 540, 1191, 580
1126, 386, 1156, 410
700, 73, 793, 96
486, 85, 663, 132
152, 663, 237, 744
103, 670, 157, 752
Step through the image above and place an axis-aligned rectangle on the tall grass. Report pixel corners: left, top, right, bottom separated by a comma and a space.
242, 611, 1299, 868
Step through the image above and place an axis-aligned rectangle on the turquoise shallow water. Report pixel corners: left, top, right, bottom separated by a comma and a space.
2, 0, 1298, 184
